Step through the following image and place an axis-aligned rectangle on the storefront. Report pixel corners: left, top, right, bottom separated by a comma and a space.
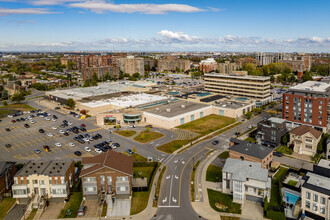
123, 113, 142, 124
104, 115, 117, 125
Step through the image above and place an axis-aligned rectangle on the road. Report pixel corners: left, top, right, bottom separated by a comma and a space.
153, 111, 271, 220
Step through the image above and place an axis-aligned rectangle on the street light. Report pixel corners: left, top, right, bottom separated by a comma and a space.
109, 129, 112, 140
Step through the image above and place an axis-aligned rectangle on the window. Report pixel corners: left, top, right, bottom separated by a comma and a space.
319, 121, 322, 125
313, 194, 318, 202
319, 100, 323, 105
190, 115, 195, 121
180, 118, 184, 125
33, 180, 38, 184
226, 180, 230, 189
117, 176, 128, 182
233, 181, 242, 193
233, 194, 242, 200
84, 177, 96, 182
319, 111, 322, 115
306, 145, 312, 149
305, 201, 310, 209
306, 191, 311, 200
320, 196, 326, 205
55, 179, 58, 184
320, 206, 325, 214
52, 188, 66, 195
286, 106, 289, 110
84, 186, 97, 192
107, 176, 112, 184
100, 175, 105, 182
305, 138, 312, 143
312, 203, 318, 211
200, 112, 203, 118
13, 189, 27, 195
40, 180, 45, 185
319, 106, 322, 109
14, 178, 18, 185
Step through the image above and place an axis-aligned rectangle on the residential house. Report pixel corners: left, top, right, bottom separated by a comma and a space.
229, 138, 274, 169
0, 162, 16, 199
80, 150, 133, 199
222, 158, 271, 204
4, 83, 26, 95
289, 125, 322, 157
12, 160, 75, 203
256, 117, 287, 147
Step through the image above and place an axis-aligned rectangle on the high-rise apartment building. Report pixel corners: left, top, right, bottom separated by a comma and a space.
283, 81, 330, 132
278, 53, 312, 78
117, 56, 144, 76
157, 57, 190, 72
218, 61, 240, 74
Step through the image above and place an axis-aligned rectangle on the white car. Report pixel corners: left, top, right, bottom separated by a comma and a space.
45, 117, 50, 121
69, 142, 75, 147
51, 126, 57, 130
59, 130, 65, 134
55, 143, 62, 147
28, 116, 32, 120
95, 148, 102, 154
52, 118, 56, 122
30, 120, 35, 124
47, 113, 52, 116
83, 138, 89, 142
23, 111, 29, 114
8, 114, 13, 118
47, 133, 53, 137
68, 121, 73, 125
84, 147, 91, 152
39, 115, 44, 117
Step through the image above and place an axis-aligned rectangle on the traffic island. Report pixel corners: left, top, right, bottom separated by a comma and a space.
114, 130, 137, 137
133, 131, 164, 143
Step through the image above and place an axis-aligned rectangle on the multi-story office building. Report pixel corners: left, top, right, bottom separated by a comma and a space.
283, 81, 330, 132
158, 57, 190, 72
218, 61, 240, 74
255, 52, 277, 66
199, 58, 218, 73
257, 117, 287, 148
12, 160, 75, 203
204, 72, 271, 105
117, 56, 144, 76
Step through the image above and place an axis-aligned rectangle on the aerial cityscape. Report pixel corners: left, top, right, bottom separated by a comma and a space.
0, 0, 329, 220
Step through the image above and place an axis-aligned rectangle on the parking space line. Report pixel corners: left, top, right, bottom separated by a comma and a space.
3, 146, 10, 152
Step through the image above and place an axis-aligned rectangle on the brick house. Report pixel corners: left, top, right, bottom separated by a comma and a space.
0, 162, 16, 199
80, 151, 133, 199
256, 117, 287, 147
229, 138, 274, 169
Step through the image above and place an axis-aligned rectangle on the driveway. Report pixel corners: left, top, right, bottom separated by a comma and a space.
108, 199, 131, 217
274, 155, 313, 171
40, 202, 63, 219
241, 200, 264, 220
81, 200, 98, 218
4, 204, 26, 220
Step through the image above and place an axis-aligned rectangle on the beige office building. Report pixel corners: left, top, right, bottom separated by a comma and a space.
218, 61, 240, 74
118, 56, 144, 76
204, 72, 271, 102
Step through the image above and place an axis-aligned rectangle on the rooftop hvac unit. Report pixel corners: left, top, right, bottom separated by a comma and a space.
166, 108, 171, 112
181, 105, 185, 109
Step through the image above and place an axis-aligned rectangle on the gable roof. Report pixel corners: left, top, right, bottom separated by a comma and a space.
290, 125, 322, 139
0, 162, 15, 176
81, 150, 133, 177
229, 138, 273, 159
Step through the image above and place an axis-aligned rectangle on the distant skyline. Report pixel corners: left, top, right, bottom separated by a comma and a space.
0, 0, 329, 52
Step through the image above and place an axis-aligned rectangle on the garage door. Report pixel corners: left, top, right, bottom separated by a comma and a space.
246, 195, 263, 203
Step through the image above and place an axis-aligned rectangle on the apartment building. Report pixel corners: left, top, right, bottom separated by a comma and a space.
204, 72, 271, 103
218, 61, 240, 74
283, 81, 330, 132
117, 56, 144, 76
80, 151, 133, 199
222, 158, 271, 204
199, 58, 218, 73
255, 52, 278, 66
12, 160, 75, 203
257, 117, 287, 147
158, 57, 190, 72
229, 138, 274, 169
0, 162, 16, 198
278, 53, 312, 78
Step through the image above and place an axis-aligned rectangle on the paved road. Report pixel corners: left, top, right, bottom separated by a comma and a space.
4, 204, 26, 220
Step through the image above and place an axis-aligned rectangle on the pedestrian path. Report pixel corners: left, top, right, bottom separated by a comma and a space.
170, 128, 200, 140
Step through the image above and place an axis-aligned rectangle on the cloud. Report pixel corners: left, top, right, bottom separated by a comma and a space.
0, 7, 58, 15
157, 30, 201, 42
27, 0, 82, 6
69, 0, 204, 14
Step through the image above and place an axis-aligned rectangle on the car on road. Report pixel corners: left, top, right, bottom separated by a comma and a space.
212, 140, 219, 145
84, 147, 91, 152
47, 133, 53, 137
5, 128, 10, 132
145, 125, 153, 128
55, 107, 60, 110
34, 149, 41, 154
112, 143, 120, 148
69, 142, 75, 147
95, 148, 102, 154
30, 120, 35, 124
77, 206, 86, 216
11, 120, 16, 123
235, 131, 240, 136
74, 151, 82, 156
273, 152, 283, 157
55, 143, 62, 147
5, 144, 11, 148
126, 149, 134, 155
39, 129, 45, 133
24, 124, 30, 128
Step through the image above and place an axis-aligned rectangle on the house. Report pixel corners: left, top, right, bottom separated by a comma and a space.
4, 83, 27, 95
229, 138, 274, 169
289, 125, 322, 156
12, 160, 75, 204
80, 150, 133, 199
256, 117, 287, 147
222, 158, 271, 204
0, 162, 16, 199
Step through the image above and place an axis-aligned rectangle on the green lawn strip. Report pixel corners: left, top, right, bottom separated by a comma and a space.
273, 166, 288, 182
191, 160, 201, 202
212, 122, 243, 137
0, 109, 13, 117
114, 130, 137, 137
153, 166, 166, 207
131, 153, 147, 162
157, 140, 191, 154
287, 180, 298, 187
58, 192, 83, 218
0, 103, 36, 111
275, 145, 293, 155
101, 201, 107, 217
244, 137, 256, 143
130, 162, 160, 215
206, 164, 222, 182
218, 151, 229, 159
26, 209, 37, 220
207, 189, 241, 214
269, 180, 282, 209
176, 114, 236, 136
0, 198, 16, 219
133, 131, 164, 143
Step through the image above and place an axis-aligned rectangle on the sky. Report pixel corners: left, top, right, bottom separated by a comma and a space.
0, 0, 329, 52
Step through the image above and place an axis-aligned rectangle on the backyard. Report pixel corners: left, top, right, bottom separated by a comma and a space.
0, 198, 16, 219
218, 151, 229, 159
177, 114, 236, 136
206, 164, 222, 182
133, 131, 164, 143
114, 130, 137, 137
207, 189, 241, 214
58, 192, 83, 218
157, 140, 190, 153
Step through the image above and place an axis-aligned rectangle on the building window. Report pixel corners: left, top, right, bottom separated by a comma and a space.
286, 106, 289, 110
200, 112, 203, 118
13, 189, 27, 195
117, 176, 128, 182
234, 194, 242, 200
313, 194, 318, 202
84, 186, 97, 192
306, 191, 310, 200
318, 121, 322, 125
319, 106, 322, 109
190, 115, 195, 121
100, 175, 105, 182
107, 176, 112, 184
33, 180, 38, 184
305, 201, 310, 209
40, 180, 45, 185
180, 118, 184, 125
319, 100, 323, 105
84, 177, 96, 182
320, 196, 326, 205
14, 178, 18, 185
312, 203, 318, 211
320, 206, 325, 214
306, 145, 312, 149
305, 138, 313, 143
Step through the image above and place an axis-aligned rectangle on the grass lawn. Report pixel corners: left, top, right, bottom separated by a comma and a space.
218, 151, 229, 159
131, 153, 147, 162
207, 189, 241, 214
157, 140, 191, 154
270, 180, 281, 208
274, 166, 288, 182
114, 130, 137, 137
153, 166, 166, 207
26, 209, 37, 220
206, 164, 222, 182
287, 180, 298, 187
0, 103, 36, 111
133, 166, 154, 179
0, 198, 16, 219
0, 109, 13, 117
58, 192, 83, 218
244, 137, 256, 143
177, 114, 236, 136
275, 145, 293, 155
101, 202, 107, 217
130, 163, 160, 215
133, 131, 164, 143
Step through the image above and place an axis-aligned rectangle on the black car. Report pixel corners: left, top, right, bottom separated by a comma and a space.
72, 129, 79, 134
78, 135, 84, 139
16, 119, 21, 122
63, 132, 69, 136
96, 134, 102, 139
273, 152, 283, 157
113, 143, 120, 148
235, 131, 240, 136
77, 139, 85, 144
93, 144, 100, 148
24, 124, 30, 128
53, 115, 58, 119
78, 126, 86, 132
212, 140, 219, 145
5, 128, 10, 132
55, 107, 60, 110
74, 151, 82, 156
5, 144, 11, 148
84, 134, 90, 138
39, 129, 45, 133
73, 137, 80, 141
99, 147, 108, 152
63, 120, 68, 124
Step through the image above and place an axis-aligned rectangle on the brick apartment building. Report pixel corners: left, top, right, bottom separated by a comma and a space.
283, 81, 330, 132
158, 57, 190, 72
117, 56, 144, 76
199, 58, 218, 73
0, 162, 16, 199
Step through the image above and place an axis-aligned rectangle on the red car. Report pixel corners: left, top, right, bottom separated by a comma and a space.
43, 145, 50, 151
11, 120, 16, 123
80, 124, 86, 128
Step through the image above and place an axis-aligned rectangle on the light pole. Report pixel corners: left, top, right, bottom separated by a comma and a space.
109, 129, 112, 141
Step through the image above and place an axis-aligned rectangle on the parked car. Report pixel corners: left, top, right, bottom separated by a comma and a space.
34, 149, 41, 154
47, 133, 53, 137
63, 132, 69, 136
39, 129, 45, 133
65, 209, 72, 216
43, 145, 50, 151
145, 125, 153, 128
273, 152, 283, 157
55, 143, 62, 147
5, 128, 11, 132
5, 144, 11, 148
69, 142, 75, 147
74, 151, 82, 156
95, 148, 102, 154
30, 120, 35, 124
11, 120, 16, 123
84, 147, 91, 152
77, 206, 86, 216
126, 149, 134, 155
55, 107, 60, 110
24, 124, 30, 128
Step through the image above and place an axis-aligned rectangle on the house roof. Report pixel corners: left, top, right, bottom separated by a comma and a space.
290, 125, 322, 139
0, 161, 15, 176
229, 138, 273, 159
16, 160, 73, 177
81, 150, 133, 177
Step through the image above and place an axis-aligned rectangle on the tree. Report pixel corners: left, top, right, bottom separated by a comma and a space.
245, 112, 252, 119
119, 72, 124, 80
66, 98, 75, 109
92, 73, 98, 82
270, 75, 275, 83
301, 71, 313, 82
67, 61, 76, 70
124, 73, 130, 77
281, 133, 290, 145
132, 147, 137, 153
1, 89, 9, 100
2, 101, 7, 106
132, 73, 140, 78
11, 92, 25, 104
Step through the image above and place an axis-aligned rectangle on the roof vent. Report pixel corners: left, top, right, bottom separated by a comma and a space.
30, 166, 32, 169
41, 163, 43, 165
49, 171, 52, 174
53, 167, 55, 169
249, 165, 252, 167
34, 170, 36, 173
25, 170, 28, 173
166, 108, 171, 112
56, 163, 58, 165
33, 163, 35, 165
63, 163, 65, 165
60, 167, 62, 169
57, 170, 60, 173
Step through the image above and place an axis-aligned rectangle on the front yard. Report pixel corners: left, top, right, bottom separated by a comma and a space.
58, 192, 83, 218
176, 114, 236, 136
133, 131, 164, 143
207, 189, 241, 214
0, 197, 16, 219
275, 145, 293, 155
206, 164, 222, 182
